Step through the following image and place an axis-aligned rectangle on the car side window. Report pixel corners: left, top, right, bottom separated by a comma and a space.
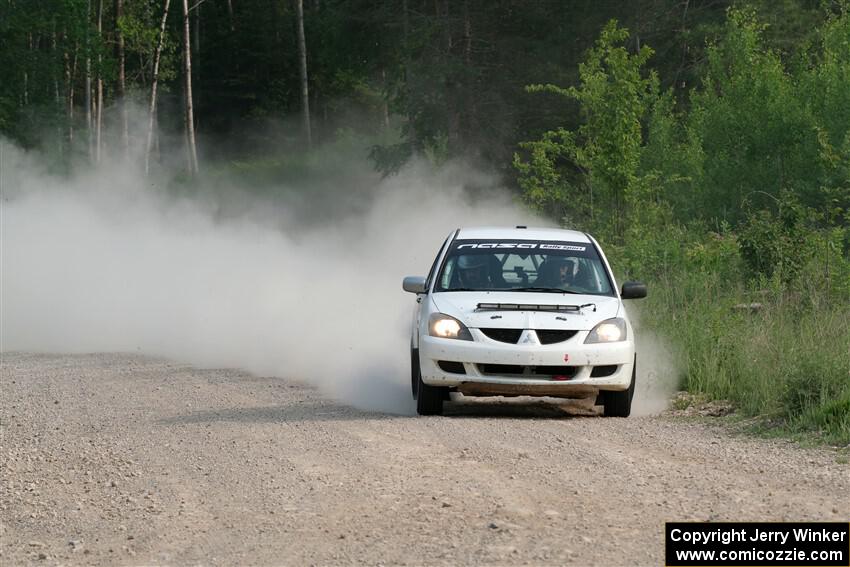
425, 235, 452, 290
573, 258, 611, 293
439, 258, 457, 289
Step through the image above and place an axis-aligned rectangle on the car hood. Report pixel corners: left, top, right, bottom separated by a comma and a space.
431, 291, 621, 331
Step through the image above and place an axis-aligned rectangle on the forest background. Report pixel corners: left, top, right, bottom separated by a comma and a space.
1, 0, 848, 444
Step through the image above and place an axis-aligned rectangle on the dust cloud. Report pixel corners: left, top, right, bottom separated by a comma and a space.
1, 138, 676, 416
632, 329, 680, 416
0, 139, 538, 414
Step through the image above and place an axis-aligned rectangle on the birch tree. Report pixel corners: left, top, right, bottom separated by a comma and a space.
64, 40, 77, 145
226, 0, 235, 32
295, 0, 311, 148
182, 0, 198, 174
95, 0, 103, 162
145, 0, 171, 174
85, 0, 93, 160
115, 0, 129, 155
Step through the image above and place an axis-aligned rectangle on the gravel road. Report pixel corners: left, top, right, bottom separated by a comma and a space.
1, 352, 848, 566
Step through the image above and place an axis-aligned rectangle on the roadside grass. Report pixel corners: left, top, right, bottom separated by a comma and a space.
639, 264, 850, 446
665, 411, 850, 463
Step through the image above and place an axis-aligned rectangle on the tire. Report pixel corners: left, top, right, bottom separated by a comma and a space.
603, 357, 636, 418
412, 350, 444, 416
411, 348, 420, 399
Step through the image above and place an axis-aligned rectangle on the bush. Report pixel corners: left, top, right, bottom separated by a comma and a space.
737, 199, 811, 284
516, 8, 850, 445
637, 242, 850, 444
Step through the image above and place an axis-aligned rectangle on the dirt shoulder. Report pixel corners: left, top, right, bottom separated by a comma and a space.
1, 353, 848, 566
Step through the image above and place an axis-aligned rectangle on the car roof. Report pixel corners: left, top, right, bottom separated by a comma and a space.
455, 226, 591, 243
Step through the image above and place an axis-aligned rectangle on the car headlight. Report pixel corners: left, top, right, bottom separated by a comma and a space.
428, 313, 473, 341
584, 318, 627, 343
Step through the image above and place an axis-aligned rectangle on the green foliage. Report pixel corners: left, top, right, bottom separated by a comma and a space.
0, 0, 104, 149
512, 8, 850, 444
799, 5, 850, 152
737, 195, 813, 283
422, 132, 450, 167
118, 2, 177, 87
680, 9, 817, 221
368, 141, 413, 177
804, 392, 850, 443
634, 228, 850, 444
687, 231, 743, 284
514, 20, 660, 240
657, 5, 850, 227
512, 128, 577, 220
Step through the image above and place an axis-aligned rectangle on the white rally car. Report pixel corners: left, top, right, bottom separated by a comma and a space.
403, 226, 647, 416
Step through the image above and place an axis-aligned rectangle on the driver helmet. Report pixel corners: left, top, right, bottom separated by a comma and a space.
456, 254, 489, 285
553, 257, 575, 285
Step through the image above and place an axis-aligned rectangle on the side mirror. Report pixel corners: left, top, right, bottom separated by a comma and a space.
621, 281, 647, 299
403, 276, 427, 294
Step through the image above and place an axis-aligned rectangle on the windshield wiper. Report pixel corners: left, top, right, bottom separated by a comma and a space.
508, 287, 581, 294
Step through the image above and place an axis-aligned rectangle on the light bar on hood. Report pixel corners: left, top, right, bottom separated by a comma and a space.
476, 303, 596, 313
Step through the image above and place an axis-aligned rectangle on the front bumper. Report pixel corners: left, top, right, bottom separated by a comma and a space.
419, 328, 634, 398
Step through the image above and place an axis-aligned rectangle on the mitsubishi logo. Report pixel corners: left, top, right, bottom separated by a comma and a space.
518, 330, 540, 346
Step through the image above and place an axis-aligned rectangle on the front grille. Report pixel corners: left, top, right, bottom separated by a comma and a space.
590, 364, 618, 377
477, 364, 578, 378
480, 328, 578, 344
480, 328, 523, 344
438, 360, 466, 374
536, 330, 579, 344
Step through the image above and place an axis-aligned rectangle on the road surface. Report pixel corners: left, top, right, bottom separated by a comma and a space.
1, 352, 847, 565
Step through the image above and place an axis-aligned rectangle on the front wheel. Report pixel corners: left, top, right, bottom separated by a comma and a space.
411, 348, 420, 398
603, 357, 636, 417
412, 349, 444, 415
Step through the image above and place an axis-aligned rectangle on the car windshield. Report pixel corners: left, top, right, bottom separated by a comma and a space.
434, 239, 614, 296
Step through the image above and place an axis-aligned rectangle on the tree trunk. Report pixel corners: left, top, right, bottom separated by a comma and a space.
461, 0, 472, 148
66, 46, 78, 146
182, 0, 199, 174
23, 33, 31, 107
381, 68, 390, 131
115, 0, 129, 156
193, 2, 200, 88
402, 0, 415, 145
52, 32, 60, 105
674, 0, 690, 89
226, 0, 235, 31
441, 0, 459, 150
53, 30, 63, 159
64, 44, 71, 144
85, 0, 93, 161
295, 0, 312, 149
95, 0, 103, 163
463, 0, 471, 63
145, 0, 171, 175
